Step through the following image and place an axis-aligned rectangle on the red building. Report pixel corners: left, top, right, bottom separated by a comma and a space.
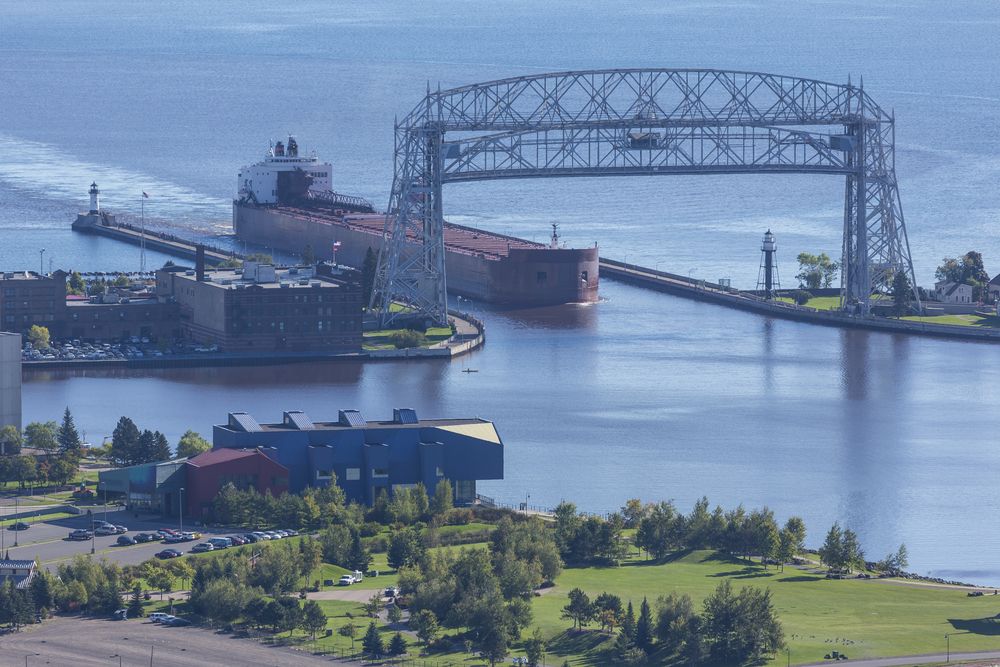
185, 448, 289, 519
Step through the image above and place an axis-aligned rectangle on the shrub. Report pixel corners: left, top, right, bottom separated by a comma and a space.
391, 329, 428, 349
790, 289, 812, 305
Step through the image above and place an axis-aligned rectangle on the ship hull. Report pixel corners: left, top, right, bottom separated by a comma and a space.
234, 203, 599, 306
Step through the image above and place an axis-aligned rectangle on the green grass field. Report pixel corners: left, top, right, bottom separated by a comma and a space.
776, 296, 842, 311
903, 313, 1000, 328
528, 549, 1000, 666
362, 326, 453, 350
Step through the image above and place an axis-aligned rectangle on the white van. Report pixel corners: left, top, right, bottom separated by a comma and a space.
149, 612, 173, 623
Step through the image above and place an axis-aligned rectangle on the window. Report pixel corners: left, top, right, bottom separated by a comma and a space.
345, 468, 360, 481
436, 466, 444, 477
536, 271, 547, 285
315, 469, 332, 480
372, 468, 388, 478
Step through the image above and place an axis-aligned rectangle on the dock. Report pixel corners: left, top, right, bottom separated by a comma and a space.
74, 220, 239, 266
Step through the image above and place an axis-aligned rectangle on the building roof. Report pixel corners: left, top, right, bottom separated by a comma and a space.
171, 266, 344, 291
990, 273, 1000, 286
0, 559, 37, 590
186, 448, 263, 467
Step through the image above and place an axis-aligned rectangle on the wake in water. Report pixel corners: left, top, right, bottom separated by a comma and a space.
0, 134, 231, 236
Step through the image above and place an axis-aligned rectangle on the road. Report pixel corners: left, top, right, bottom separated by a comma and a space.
0, 616, 349, 666
802, 651, 1000, 666
4, 507, 246, 569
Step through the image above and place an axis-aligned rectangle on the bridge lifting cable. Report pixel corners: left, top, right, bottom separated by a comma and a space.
370, 69, 920, 326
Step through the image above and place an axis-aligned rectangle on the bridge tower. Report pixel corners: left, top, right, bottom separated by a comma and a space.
370, 69, 921, 326
757, 230, 780, 299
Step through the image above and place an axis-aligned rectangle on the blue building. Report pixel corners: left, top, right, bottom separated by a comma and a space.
212, 408, 503, 505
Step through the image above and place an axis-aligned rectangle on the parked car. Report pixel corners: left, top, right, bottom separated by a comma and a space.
207, 537, 232, 550
9, 522, 30, 531
283, 529, 299, 537
384, 586, 400, 598
113, 608, 129, 621
148, 612, 173, 623
338, 575, 355, 586
163, 534, 185, 544
181, 531, 201, 541
114, 525, 128, 534
134, 533, 157, 543
155, 548, 182, 559
228, 535, 246, 546
94, 525, 118, 536
251, 531, 270, 541
191, 543, 214, 553
68, 529, 93, 541
163, 616, 191, 627
242, 533, 259, 543
116, 535, 137, 546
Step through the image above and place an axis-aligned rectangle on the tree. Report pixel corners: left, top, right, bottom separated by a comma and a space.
30, 569, 54, 615
364, 591, 384, 618
338, 621, 358, 650
302, 599, 327, 640
302, 244, 316, 265
621, 600, 636, 642
57, 408, 82, 454
24, 421, 59, 452
937, 251, 989, 292
431, 478, 453, 515
10, 455, 38, 489
819, 522, 844, 570
346, 531, 372, 573
362, 247, 377, 304
27, 325, 50, 350
796, 252, 839, 289
702, 581, 784, 665
388, 527, 425, 570
361, 621, 384, 658
127, 583, 144, 618
894, 543, 909, 572
892, 271, 913, 316
412, 608, 440, 645
655, 592, 695, 651
68, 271, 86, 295
841, 528, 864, 573
621, 499, 647, 528
176, 430, 211, 459
524, 628, 545, 667
247, 252, 273, 264
790, 289, 812, 306
146, 565, 174, 600
47, 457, 77, 486
389, 631, 407, 656
387, 602, 402, 624
561, 587, 593, 630
0, 424, 22, 456
635, 597, 654, 653
110, 417, 140, 467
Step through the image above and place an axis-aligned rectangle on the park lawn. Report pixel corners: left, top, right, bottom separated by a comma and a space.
526, 549, 1000, 666
0, 511, 74, 527
903, 313, 1000, 328
363, 326, 453, 351
777, 296, 842, 311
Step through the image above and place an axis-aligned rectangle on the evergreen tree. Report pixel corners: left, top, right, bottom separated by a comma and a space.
111, 417, 140, 467
57, 407, 82, 454
151, 431, 171, 462
819, 522, 844, 570
346, 531, 372, 573
621, 600, 636, 641
29, 568, 53, 615
302, 243, 316, 265
302, 599, 327, 640
561, 587, 593, 630
388, 631, 408, 656
635, 596, 654, 653
361, 621, 384, 657
127, 583, 144, 618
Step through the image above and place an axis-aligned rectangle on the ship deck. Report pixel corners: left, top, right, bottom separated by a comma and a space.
273, 206, 546, 261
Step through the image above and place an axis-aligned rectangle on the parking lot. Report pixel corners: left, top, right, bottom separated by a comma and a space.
5, 508, 242, 568
0, 616, 345, 666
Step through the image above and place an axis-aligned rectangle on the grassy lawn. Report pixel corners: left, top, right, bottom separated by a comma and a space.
527, 549, 1000, 666
903, 313, 1000, 328
363, 326, 453, 351
0, 511, 74, 527
777, 296, 842, 311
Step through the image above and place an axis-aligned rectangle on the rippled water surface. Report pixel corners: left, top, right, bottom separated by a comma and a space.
4, 0, 1000, 582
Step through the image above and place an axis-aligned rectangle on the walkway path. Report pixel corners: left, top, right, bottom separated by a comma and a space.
801, 650, 1000, 666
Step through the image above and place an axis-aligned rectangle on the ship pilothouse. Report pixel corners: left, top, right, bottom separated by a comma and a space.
237, 136, 333, 206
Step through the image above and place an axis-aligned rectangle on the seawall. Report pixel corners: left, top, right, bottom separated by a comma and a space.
600, 258, 1000, 344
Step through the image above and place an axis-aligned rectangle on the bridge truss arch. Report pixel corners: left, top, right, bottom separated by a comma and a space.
371, 68, 919, 325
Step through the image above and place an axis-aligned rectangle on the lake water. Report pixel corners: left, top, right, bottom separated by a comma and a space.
3, 0, 1000, 582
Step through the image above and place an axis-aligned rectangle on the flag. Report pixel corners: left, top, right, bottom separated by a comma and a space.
333, 241, 342, 249
142, 191, 149, 199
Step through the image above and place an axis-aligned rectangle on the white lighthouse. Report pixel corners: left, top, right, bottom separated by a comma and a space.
89, 182, 100, 213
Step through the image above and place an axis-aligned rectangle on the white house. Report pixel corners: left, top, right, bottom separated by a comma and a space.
988, 273, 1000, 303
934, 280, 974, 304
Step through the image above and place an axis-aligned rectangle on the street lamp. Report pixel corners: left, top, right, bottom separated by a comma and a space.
178, 488, 184, 534
110, 654, 122, 667
39, 249, 45, 275
25, 652, 40, 667
945, 633, 951, 662
13, 495, 18, 547
88, 509, 95, 554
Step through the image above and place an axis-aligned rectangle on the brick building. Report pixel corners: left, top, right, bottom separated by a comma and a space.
185, 448, 290, 519
0, 270, 67, 336
156, 262, 361, 352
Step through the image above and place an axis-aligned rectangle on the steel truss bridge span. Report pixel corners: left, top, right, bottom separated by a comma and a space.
371, 69, 919, 325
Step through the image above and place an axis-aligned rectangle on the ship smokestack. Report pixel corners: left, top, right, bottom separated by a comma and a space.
196, 245, 205, 281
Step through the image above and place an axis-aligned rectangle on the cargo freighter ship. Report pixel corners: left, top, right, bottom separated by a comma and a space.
233, 137, 599, 306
